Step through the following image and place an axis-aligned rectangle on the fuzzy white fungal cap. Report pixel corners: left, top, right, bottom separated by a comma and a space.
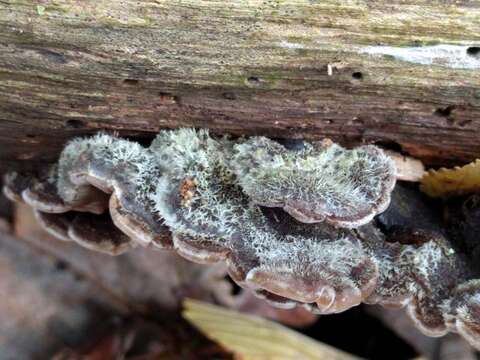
149, 129, 380, 312
6, 128, 480, 348
230, 136, 396, 227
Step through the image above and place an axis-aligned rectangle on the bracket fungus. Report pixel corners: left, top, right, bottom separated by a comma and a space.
4, 129, 480, 348
230, 137, 396, 227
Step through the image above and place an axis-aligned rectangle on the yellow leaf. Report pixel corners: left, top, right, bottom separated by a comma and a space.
183, 299, 362, 360
420, 160, 480, 198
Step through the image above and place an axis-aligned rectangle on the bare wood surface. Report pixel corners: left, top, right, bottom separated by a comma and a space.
1, 1, 480, 171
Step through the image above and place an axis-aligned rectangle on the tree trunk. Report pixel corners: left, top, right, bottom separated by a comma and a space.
1, 0, 480, 171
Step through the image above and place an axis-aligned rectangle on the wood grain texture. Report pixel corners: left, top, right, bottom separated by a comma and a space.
1, 0, 480, 170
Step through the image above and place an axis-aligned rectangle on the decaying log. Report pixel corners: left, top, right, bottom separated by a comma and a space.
1, 1, 480, 171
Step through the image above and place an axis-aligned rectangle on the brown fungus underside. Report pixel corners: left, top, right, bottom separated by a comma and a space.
3, 129, 480, 349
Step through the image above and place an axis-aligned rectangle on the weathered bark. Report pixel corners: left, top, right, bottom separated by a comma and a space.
1, 0, 480, 171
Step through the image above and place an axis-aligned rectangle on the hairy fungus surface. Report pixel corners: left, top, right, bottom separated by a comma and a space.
4, 129, 480, 348
149, 130, 381, 313
368, 185, 480, 343
230, 137, 396, 227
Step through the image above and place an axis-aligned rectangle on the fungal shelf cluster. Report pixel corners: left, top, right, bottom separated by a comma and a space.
3, 129, 480, 349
